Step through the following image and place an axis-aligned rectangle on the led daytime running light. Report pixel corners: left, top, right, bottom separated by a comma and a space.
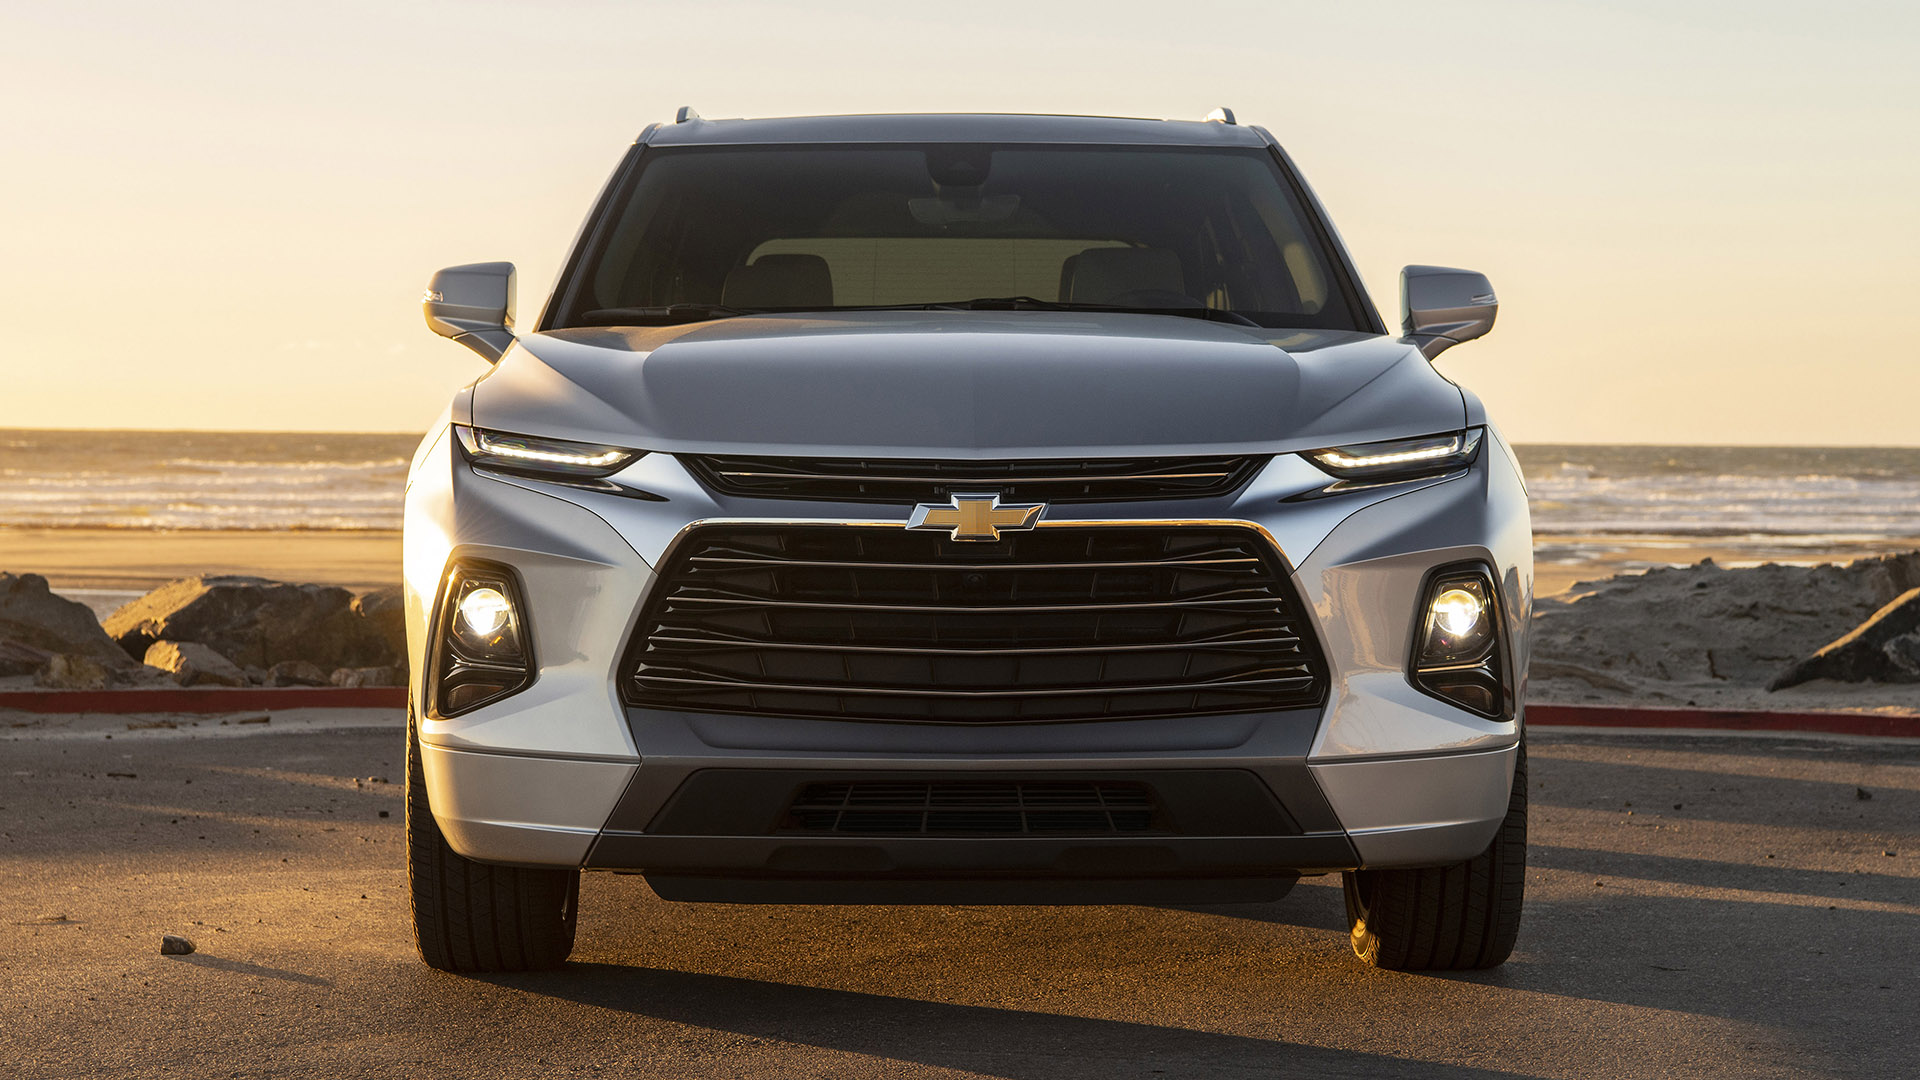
1303, 428, 1484, 482
455, 425, 640, 479
474, 430, 628, 469
1315, 438, 1461, 471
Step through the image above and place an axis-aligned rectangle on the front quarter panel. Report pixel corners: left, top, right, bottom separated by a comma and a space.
1296, 434, 1533, 761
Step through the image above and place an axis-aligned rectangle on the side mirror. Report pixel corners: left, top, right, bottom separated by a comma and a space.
1401, 265, 1496, 360
424, 262, 516, 363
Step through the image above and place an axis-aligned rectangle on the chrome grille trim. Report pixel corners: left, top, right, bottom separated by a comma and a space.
622, 523, 1328, 724
686, 454, 1266, 504
634, 672, 1320, 698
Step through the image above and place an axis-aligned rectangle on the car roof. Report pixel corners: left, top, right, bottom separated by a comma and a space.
642, 112, 1273, 148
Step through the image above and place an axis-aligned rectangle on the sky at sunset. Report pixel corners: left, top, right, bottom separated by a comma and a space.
3, 0, 1915, 445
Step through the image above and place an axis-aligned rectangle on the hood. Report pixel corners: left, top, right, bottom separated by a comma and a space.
471, 312, 1464, 458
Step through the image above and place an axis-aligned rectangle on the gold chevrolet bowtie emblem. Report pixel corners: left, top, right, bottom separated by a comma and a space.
906, 492, 1046, 542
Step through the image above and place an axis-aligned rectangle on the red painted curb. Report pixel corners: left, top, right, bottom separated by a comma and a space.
1528, 703, 1920, 739
0, 687, 407, 714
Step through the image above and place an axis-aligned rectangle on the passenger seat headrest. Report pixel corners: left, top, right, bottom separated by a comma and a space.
1061, 248, 1186, 305
721, 254, 835, 310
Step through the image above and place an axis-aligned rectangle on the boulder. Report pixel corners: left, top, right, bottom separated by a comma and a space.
353, 586, 407, 662
0, 638, 55, 677
104, 576, 396, 671
266, 659, 331, 687
0, 573, 134, 668
34, 653, 112, 690
145, 640, 250, 688
1769, 588, 1920, 689
330, 665, 405, 689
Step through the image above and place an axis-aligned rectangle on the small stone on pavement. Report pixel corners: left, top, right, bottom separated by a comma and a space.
160, 934, 195, 956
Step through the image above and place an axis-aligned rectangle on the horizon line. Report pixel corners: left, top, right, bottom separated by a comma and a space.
3, 425, 1919, 452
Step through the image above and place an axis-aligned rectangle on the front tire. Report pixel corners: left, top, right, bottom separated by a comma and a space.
407, 714, 580, 972
1342, 745, 1526, 971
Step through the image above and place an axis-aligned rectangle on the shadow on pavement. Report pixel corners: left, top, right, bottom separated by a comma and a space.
491, 964, 1536, 1079
1528, 844, 1919, 906
177, 954, 335, 987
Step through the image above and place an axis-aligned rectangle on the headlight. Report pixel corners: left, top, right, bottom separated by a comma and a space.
455, 425, 641, 479
1409, 566, 1506, 718
1303, 428, 1483, 482
430, 562, 534, 717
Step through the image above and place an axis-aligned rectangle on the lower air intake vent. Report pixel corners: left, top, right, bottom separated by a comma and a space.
622, 525, 1326, 723
784, 780, 1158, 835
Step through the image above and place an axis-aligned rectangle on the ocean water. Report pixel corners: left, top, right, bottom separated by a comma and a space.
2, 431, 1916, 569
1518, 443, 1920, 571
0, 429, 416, 531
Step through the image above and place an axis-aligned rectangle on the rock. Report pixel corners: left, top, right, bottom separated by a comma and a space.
104, 576, 396, 671
1882, 632, 1920, 675
34, 653, 112, 690
160, 934, 196, 956
266, 659, 331, 687
330, 665, 404, 689
144, 640, 249, 688
1768, 588, 1920, 689
353, 586, 407, 662
0, 638, 55, 677
0, 572, 134, 668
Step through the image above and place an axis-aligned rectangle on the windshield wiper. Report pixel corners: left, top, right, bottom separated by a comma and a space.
931, 296, 1263, 327
579, 304, 759, 326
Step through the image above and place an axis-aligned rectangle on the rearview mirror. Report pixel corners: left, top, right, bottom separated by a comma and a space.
1401, 265, 1496, 360
424, 262, 516, 363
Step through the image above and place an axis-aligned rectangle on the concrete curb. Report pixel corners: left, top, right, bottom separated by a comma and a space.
1, 689, 1915, 737
1527, 703, 1919, 739
0, 687, 406, 713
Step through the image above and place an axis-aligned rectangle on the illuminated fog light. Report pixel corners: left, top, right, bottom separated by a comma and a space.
1431, 587, 1484, 637
459, 586, 512, 636
433, 564, 533, 718
1410, 569, 1505, 719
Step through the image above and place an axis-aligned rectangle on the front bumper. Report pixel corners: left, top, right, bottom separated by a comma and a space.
405, 429, 1533, 887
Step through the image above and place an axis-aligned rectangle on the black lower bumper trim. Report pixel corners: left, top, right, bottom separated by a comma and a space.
639, 767, 1306, 837
584, 831, 1358, 885
642, 874, 1302, 906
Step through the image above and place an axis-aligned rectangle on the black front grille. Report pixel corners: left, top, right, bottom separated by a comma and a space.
784, 780, 1159, 835
623, 525, 1326, 723
686, 454, 1265, 504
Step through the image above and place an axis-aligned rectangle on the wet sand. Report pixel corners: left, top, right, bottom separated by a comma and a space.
0, 528, 402, 593
1534, 535, 1920, 597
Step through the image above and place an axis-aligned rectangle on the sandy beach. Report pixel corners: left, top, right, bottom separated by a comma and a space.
1533, 535, 1920, 598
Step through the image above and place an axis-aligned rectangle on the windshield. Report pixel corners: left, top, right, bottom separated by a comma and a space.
549, 144, 1366, 331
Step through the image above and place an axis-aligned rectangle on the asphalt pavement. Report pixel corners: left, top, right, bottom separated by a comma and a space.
2, 713, 1914, 1079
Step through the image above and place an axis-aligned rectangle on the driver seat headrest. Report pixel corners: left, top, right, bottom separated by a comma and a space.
722, 254, 835, 309
1060, 247, 1186, 305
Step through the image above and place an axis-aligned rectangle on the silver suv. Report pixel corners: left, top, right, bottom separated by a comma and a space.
406, 109, 1530, 973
